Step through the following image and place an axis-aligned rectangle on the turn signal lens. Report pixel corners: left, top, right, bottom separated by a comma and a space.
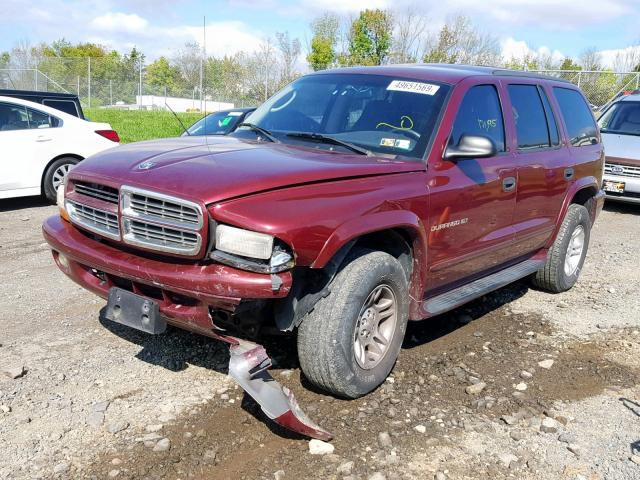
57, 181, 70, 222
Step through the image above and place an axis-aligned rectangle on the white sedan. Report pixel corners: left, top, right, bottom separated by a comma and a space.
0, 96, 119, 202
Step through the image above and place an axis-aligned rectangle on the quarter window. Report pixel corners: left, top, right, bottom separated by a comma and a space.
450, 85, 505, 152
508, 84, 551, 150
27, 108, 58, 129
553, 87, 598, 146
538, 86, 560, 146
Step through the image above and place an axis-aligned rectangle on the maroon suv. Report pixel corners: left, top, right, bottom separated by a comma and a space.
44, 65, 604, 439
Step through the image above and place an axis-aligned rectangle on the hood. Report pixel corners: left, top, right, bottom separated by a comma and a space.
602, 132, 640, 166
69, 136, 423, 204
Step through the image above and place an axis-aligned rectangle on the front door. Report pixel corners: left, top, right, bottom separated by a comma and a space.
425, 82, 518, 292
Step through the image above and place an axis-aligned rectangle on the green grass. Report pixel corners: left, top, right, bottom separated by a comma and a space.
84, 108, 203, 144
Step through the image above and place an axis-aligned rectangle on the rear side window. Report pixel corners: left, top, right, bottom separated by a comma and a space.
43, 99, 79, 117
507, 84, 551, 150
27, 108, 59, 129
450, 85, 505, 152
553, 87, 598, 146
538, 87, 560, 146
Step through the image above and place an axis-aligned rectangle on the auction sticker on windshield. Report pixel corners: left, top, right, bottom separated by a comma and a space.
387, 80, 440, 96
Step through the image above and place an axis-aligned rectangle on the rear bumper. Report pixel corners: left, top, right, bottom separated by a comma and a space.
603, 174, 640, 205
42, 215, 292, 332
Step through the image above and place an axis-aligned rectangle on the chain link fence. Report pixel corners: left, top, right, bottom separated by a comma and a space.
2, 59, 639, 112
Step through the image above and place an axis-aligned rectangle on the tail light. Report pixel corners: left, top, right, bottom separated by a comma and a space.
95, 130, 120, 143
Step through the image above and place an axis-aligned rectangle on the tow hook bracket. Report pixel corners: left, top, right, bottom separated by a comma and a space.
228, 339, 333, 441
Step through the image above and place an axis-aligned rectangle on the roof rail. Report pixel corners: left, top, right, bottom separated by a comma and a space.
490, 69, 572, 83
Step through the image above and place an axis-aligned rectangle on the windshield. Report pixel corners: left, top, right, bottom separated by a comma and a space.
598, 101, 640, 136
237, 73, 450, 160
187, 110, 247, 135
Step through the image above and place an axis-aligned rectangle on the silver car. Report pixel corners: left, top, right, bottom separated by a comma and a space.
598, 93, 640, 204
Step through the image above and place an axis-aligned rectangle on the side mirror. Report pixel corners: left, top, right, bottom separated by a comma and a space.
443, 134, 497, 161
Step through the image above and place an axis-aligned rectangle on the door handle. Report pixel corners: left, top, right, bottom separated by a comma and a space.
36, 135, 52, 142
502, 176, 517, 192
564, 168, 574, 181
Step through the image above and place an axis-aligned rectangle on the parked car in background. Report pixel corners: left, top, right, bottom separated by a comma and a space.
598, 91, 640, 204
0, 96, 119, 202
0, 89, 85, 119
45, 65, 604, 439
182, 107, 255, 136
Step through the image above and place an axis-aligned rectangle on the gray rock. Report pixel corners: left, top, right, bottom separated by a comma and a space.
108, 470, 120, 478
86, 411, 104, 428
53, 462, 69, 475
465, 382, 486, 395
538, 359, 554, 370
153, 437, 171, 452
337, 461, 354, 475
378, 431, 393, 449
274, 470, 286, 480
434, 472, 447, 480
0, 405, 11, 413
309, 439, 335, 455
2, 366, 26, 379
630, 454, 640, 466
368, 473, 386, 480
567, 444, 581, 456
498, 453, 519, 468
93, 401, 110, 412
558, 432, 577, 444
107, 421, 129, 434
510, 430, 526, 441
540, 417, 559, 433
520, 370, 533, 380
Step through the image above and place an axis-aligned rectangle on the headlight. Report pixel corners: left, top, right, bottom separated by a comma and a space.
211, 224, 295, 273
215, 224, 274, 260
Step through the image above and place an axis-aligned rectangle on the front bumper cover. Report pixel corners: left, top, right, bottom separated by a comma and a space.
42, 215, 292, 333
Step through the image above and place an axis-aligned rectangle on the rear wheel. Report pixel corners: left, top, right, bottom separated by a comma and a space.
533, 204, 591, 293
43, 157, 79, 203
297, 249, 409, 398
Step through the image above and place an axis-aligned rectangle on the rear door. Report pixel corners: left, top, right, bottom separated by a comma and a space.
426, 81, 518, 291
505, 83, 568, 256
0, 102, 39, 195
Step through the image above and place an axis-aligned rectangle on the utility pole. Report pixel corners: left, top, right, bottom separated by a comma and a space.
199, 16, 205, 113
139, 60, 143, 107
88, 58, 91, 108
109, 80, 113, 106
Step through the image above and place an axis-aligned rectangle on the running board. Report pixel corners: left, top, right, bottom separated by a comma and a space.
422, 259, 544, 316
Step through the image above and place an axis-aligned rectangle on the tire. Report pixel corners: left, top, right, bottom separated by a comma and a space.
43, 157, 79, 203
533, 204, 591, 293
297, 249, 409, 398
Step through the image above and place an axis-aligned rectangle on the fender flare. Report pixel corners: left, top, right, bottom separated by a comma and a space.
546, 176, 600, 248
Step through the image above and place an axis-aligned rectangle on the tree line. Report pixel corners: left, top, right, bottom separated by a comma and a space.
1, 9, 638, 108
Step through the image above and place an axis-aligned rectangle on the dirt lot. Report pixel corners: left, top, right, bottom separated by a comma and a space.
1, 197, 639, 480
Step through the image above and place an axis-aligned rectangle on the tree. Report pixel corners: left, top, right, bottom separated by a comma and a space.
559, 57, 581, 71
173, 42, 203, 90
275, 31, 301, 84
145, 56, 181, 93
423, 15, 500, 66
390, 6, 428, 64
307, 13, 339, 71
578, 47, 602, 71
347, 9, 393, 66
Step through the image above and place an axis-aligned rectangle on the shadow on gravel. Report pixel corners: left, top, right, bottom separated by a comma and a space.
0, 195, 49, 212
603, 201, 640, 216
621, 398, 640, 455
404, 280, 529, 349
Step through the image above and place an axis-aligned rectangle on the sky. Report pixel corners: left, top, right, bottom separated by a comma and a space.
0, 0, 639, 68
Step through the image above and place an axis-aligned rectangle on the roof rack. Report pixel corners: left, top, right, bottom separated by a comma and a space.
490, 69, 572, 83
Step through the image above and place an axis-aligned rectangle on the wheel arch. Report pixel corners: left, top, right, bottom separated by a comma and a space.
40, 153, 84, 194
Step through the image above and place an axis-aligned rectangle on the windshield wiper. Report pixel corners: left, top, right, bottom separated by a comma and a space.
237, 122, 279, 143
286, 132, 372, 156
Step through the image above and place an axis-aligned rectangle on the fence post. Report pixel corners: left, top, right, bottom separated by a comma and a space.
139, 61, 143, 107
34, 68, 38, 91
77, 76, 80, 97
577, 71, 582, 88
636, 72, 639, 90
109, 80, 113, 106
88, 57, 91, 109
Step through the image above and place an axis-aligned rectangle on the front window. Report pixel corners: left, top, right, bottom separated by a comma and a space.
598, 101, 640, 137
238, 73, 451, 160
187, 110, 246, 135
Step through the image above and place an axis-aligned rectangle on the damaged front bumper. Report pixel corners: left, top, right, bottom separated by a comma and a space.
43, 216, 332, 440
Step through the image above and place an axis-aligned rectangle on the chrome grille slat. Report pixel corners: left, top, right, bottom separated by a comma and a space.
74, 182, 119, 204
605, 163, 640, 178
66, 200, 120, 240
120, 186, 204, 256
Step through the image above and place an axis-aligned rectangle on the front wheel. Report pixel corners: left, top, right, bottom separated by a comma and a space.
43, 157, 79, 203
297, 249, 409, 398
533, 203, 591, 293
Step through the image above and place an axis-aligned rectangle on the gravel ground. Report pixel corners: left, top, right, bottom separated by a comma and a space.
0, 197, 639, 480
